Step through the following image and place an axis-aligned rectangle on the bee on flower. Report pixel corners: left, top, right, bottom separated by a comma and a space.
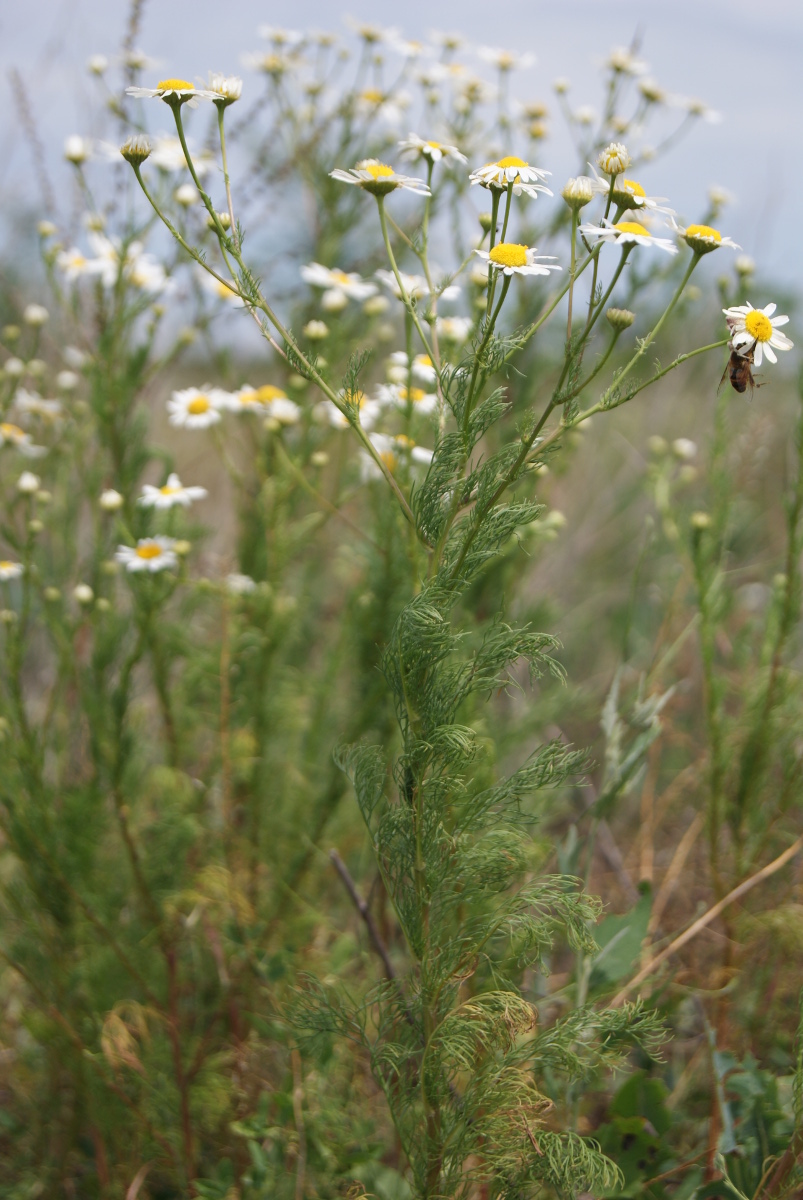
330, 160, 430, 197
723, 302, 793, 367
116, 537, 180, 573
469, 156, 552, 198
167, 387, 228, 429
139, 473, 208, 509
578, 219, 677, 254
474, 243, 562, 277
397, 133, 467, 165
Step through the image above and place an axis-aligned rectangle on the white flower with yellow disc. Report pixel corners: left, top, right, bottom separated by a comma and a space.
723, 303, 793, 367
126, 78, 217, 107
167, 387, 227, 429
470, 156, 551, 198
0, 561, 23, 582
375, 270, 460, 302
359, 433, 433, 481
0, 423, 46, 456
330, 160, 430, 196
316, 392, 382, 430
588, 167, 674, 215
139, 473, 208, 509
671, 220, 740, 255
387, 351, 438, 386
377, 383, 438, 414
578, 219, 677, 254
228, 385, 300, 424
398, 133, 467, 165
300, 264, 378, 304
474, 243, 562, 277
116, 537, 179, 573
200, 271, 246, 307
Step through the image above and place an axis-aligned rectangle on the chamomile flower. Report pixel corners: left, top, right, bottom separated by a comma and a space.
13, 390, 62, 420
139, 473, 208, 509
0, 423, 46, 456
398, 133, 467, 165
0, 561, 23, 582
126, 78, 218, 107
316, 392, 383, 430
258, 25, 304, 46
377, 383, 438, 414
225, 572, 257, 594
476, 47, 535, 72
671, 220, 740, 255
99, 489, 124, 511
722, 302, 793, 366
470, 156, 552, 198
375, 270, 460, 302
589, 167, 674, 215
167, 387, 227, 429
330, 160, 430, 197
228, 385, 301, 424
200, 272, 246, 307
56, 247, 104, 282
116, 537, 179, 574
387, 351, 438, 386
578, 219, 678, 254
474, 243, 562, 277
604, 46, 648, 76
64, 136, 93, 165
437, 316, 473, 344
208, 74, 242, 105
300, 263, 378, 303
597, 142, 631, 176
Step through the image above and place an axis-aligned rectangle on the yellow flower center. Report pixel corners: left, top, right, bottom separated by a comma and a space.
622, 179, 645, 196
616, 222, 650, 237
215, 280, 237, 298
1, 423, 24, 440
399, 387, 427, 402
187, 395, 211, 414
395, 435, 415, 449
344, 389, 366, 408
331, 270, 352, 285
360, 89, 384, 104
686, 224, 722, 242
417, 355, 433, 368
379, 451, 398, 472
0, 561, 15, 570
496, 156, 528, 168
253, 385, 287, 403
157, 78, 195, 91
136, 542, 164, 560
426, 141, 442, 150
362, 162, 395, 179
744, 310, 773, 342
489, 243, 528, 268
160, 485, 179, 495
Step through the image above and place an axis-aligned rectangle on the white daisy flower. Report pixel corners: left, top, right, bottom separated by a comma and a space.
13, 390, 62, 419
670, 220, 740, 256
436, 316, 473, 344
588, 167, 674, 215
330, 160, 430, 197
376, 382, 438, 414
208, 73, 242, 105
316, 392, 383, 430
167, 387, 227, 429
17, 471, 41, 494
722, 302, 793, 367
300, 263, 378, 303
597, 142, 631, 176
150, 135, 214, 177
0, 561, 23, 582
116, 537, 179, 574
374, 269, 460, 302
125, 78, 218, 107
469, 156, 552, 198
0, 423, 46, 456
99, 489, 124, 511
56, 247, 104, 282
120, 135, 152, 166
354, 89, 410, 128
139, 472, 208, 509
473, 243, 562, 277
387, 35, 429, 59
227, 385, 301, 424
225, 572, 257, 594
345, 20, 398, 44
578, 219, 678, 254
604, 46, 648, 76
359, 433, 434, 482
398, 133, 467, 165
23, 305, 49, 327
387, 351, 438, 386
258, 25, 304, 45
64, 136, 93, 165
476, 47, 535, 72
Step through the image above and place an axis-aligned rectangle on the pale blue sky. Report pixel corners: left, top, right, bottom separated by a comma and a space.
1, 0, 801, 286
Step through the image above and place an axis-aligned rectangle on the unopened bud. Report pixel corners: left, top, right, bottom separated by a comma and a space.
561, 176, 594, 210
606, 307, 635, 331
120, 135, 152, 166
597, 141, 631, 176
23, 305, 49, 327
74, 583, 94, 605
691, 511, 711, 530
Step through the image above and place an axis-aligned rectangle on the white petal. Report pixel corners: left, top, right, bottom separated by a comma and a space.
763, 344, 777, 364
762, 303, 777, 316
771, 314, 790, 327
753, 342, 764, 367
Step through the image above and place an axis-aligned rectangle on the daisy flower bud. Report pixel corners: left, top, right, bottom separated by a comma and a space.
87, 55, 108, 75
4, 358, 24, 377
735, 255, 755, 276
672, 438, 697, 460
648, 436, 668, 457
208, 74, 243, 106
3, 326, 19, 342
553, 77, 570, 94
691, 512, 711, 530
99, 489, 124, 511
597, 142, 631, 176
17, 471, 40, 494
74, 583, 94, 605
23, 304, 49, 327
64, 136, 92, 165
37, 221, 57, 238
44, 586, 61, 602
561, 176, 594, 210
303, 320, 329, 340
175, 184, 198, 207
606, 308, 636, 331
363, 295, 389, 316
120, 135, 152, 166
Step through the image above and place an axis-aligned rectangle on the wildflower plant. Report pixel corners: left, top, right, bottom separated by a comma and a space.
0, 17, 799, 1198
